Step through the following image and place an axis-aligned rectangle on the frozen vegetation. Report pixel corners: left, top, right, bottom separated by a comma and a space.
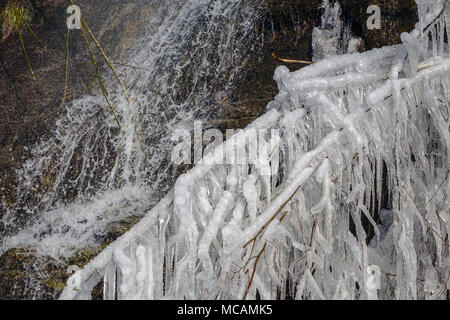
58, 0, 450, 300
1, 0, 449, 300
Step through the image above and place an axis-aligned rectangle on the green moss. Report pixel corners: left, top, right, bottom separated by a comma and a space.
1, 1, 31, 41
0, 246, 108, 299
42, 278, 66, 291
68, 244, 108, 266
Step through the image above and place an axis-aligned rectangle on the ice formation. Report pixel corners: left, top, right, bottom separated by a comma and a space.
59, 0, 450, 300
312, 0, 361, 61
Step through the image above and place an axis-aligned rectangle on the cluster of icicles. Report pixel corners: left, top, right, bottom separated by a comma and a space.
61, 1, 450, 300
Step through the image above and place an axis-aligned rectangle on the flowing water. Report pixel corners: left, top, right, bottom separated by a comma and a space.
1, 0, 266, 258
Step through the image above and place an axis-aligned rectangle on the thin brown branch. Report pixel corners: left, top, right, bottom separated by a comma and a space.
69, 1, 151, 167
309, 219, 318, 247
243, 184, 303, 249
78, 15, 131, 104
60, 29, 70, 108
18, 29, 35, 80
272, 52, 313, 65
434, 272, 450, 300
427, 170, 448, 204
84, 76, 96, 93
78, 21, 121, 130
243, 242, 267, 300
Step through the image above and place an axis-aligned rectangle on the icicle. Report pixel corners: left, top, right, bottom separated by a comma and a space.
243, 174, 258, 223
114, 246, 134, 299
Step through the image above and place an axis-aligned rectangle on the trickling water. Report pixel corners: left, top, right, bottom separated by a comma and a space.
1, 0, 265, 258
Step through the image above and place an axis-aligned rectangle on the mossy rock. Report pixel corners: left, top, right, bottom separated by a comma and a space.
0, 248, 65, 299
0, 213, 143, 299
0, 246, 105, 299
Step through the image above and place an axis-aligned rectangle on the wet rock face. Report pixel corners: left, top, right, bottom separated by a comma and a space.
0, 248, 74, 300
340, 0, 418, 49
0, 0, 157, 299
0, 247, 105, 299
225, 0, 321, 130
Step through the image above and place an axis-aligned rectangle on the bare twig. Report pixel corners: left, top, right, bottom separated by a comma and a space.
434, 272, 450, 300
243, 184, 303, 249
243, 242, 267, 300
78, 16, 131, 104
243, 164, 321, 249
272, 52, 313, 65
60, 29, 70, 108
84, 76, 96, 93
427, 170, 448, 204
78, 21, 121, 130
69, 1, 151, 168
309, 219, 318, 247
18, 29, 35, 80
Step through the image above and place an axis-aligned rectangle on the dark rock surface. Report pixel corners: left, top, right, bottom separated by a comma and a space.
340, 0, 417, 50
0, 247, 100, 299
